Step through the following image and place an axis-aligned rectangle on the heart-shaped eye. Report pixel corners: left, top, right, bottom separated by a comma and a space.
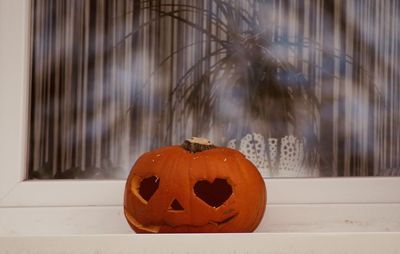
194, 178, 232, 208
139, 176, 160, 202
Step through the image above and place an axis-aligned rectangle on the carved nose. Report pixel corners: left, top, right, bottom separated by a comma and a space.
168, 198, 184, 211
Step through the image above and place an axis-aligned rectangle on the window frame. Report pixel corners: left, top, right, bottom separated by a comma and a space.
1, 0, 400, 210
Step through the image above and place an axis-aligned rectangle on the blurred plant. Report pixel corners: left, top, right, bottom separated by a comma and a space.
124, 0, 321, 167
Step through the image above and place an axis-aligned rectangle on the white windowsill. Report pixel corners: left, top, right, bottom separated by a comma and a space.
1, 179, 400, 253
1, 203, 400, 253
0, 201, 400, 252
2, 203, 400, 234
1, 232, 400, 254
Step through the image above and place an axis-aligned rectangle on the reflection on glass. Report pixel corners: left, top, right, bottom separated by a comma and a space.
28, 0, 400, 179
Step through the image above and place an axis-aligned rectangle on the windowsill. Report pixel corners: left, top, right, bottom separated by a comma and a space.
1, 206, 400, 254
0, 233, 399, 253
1, 180, 400, 253
1, 203, 400, 253
2, 177, 400, 253
2, 203, 400, 234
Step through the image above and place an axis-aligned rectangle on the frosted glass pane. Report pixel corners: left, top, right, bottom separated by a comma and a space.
28, 0, 400, 179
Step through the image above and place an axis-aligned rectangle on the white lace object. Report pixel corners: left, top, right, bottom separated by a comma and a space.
227, 133, 318, 177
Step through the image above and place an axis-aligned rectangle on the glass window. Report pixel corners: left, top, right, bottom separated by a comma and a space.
28, 0, 400, 179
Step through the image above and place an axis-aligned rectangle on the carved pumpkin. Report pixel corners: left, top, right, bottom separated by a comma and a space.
124, 137, 266, 233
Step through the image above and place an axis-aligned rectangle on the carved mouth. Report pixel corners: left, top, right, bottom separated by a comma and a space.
208, 213, 238, 226
125, 210, 161, 233
125, 209, 239, 233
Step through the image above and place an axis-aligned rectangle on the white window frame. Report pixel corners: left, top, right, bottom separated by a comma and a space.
1, 0, 400, 212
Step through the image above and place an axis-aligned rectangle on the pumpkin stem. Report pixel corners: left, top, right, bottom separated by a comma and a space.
181, 137, 216, 153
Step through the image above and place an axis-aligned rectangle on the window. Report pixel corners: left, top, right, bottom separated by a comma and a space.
27, 0, 400, 180
1, 0, 400, 234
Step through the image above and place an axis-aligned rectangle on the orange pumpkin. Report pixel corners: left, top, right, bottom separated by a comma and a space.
124, 137, 266, 233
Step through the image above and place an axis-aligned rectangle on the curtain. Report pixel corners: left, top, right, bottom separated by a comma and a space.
28, 0, 400, 179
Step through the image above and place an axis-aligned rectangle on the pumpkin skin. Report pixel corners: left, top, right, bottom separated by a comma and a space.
124, 139, 266, 233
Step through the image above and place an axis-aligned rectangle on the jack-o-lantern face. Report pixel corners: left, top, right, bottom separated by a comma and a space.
124, 138, 266, 233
